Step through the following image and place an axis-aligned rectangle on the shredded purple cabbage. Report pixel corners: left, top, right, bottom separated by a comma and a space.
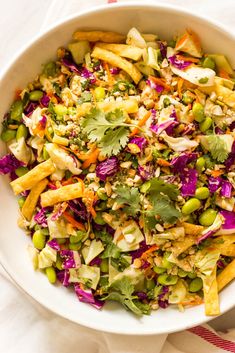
24, 101, 38, 116
180, 168, 198, 197
47, 239, 60, 251
60, 250, 81, 269
129, 136, 147, 150
39, 115, 47, 129
61, 57, 80, 74
225, 141, 235, 170
219, 210, 235, 230
34, 208, 48, 227
158, 300, 169, 309
89, 257, 102, 266
136, 292, 148, 301
96, 157, 119, 181
159, 42, 167, 59
182, 123, 195, 136
151, 119, 176, 135
215, 127, 224, 135
0, 154, 23, 175
197, 229, 217, 244
81, 67, 96, 83
171, 152, 197, 172
74, 284, 104, 309
137, 164, 154, 181
40, 94, 50, 107
110, 67, 121, 75
57, 270, 70, 287
221, 180, 233, 198
68, 200, 88, 221
208, 176, 222, 193
146, 79, 164, 93
131, 241, 150, 261
168, 55, 192, 70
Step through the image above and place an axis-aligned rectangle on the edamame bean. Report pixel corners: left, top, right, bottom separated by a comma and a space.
16, 124, 28, 141
15, 166, 29, 177
178, 269, 188, 278
94, 87, 105, 101
1, 129, 16, 142
182, 92, 194, 105
54, 104, 67, 116
189, 277, 203, 292
195, 187, 210, 200
161, 252, 173, 269
196, 157, 206, 172
43, 61, 57, 77
94, 212, 106, 225
153, 266, 166, 274
69, 243, 81, 251
97, 188, 108, 200
29, 90, 43, 102
199, 208, 217, 226
188, 272, 197, 279
157, 274, 178, 286
202, 57, 216, 70
32, 230, 46, 250
199, 117, 212, 132
17, 197, 25, 208
10, 100, 23, 121
99, 201, 107, 211
55, 257, 63, 270
182, 198, 201, 215
45, 266, 57, 284
70, 235, 81, 244
192, 102, 205, 122
100, 259, 109, 273
146, 278, 155, 290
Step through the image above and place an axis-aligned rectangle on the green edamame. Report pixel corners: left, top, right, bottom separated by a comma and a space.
94, 87, 105, 101
182, 92, 194, 105
202, 57, 216, 70
1, 129, 16, 142
196, 157, 206, 172
54, 104, 67, 116
16, 124, 28, 141
10, 100, 24, 121
97, 188, 108, 200
17, 197, 25, 208
188, 272, 197, 279
45, 267, 57, 284
157, 274, 178, 286
100, 259, 109, 273
192, 102, 205, 122
199, 117, 212, 132
182, 198, 201, 215
29, 90, 43, 102
153, 266, 166, 274
178, 269, 188, 278
15, 166, 29, 177
199, 208, 217, 226
161, 252, 173, 269
94, 212, 106, 225
189, 277, 203, 292
55, 257, 63, 270
43, 61, 57, 77
32, 230, 46, 250
69, 243, 81, 251
195, 187, 210, 200
146, 278, 155, 290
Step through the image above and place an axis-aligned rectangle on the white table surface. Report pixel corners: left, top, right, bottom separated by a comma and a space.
0, 0, 234, 335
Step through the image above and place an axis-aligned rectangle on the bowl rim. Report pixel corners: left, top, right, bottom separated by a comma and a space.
0, 1, 235, 335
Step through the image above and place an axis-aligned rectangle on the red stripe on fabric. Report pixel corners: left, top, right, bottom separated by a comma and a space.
188, 326, 235, 353
107, 0, 117, 3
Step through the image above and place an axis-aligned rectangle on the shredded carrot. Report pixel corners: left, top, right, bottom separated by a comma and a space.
210, 170, 223, 178
63, 211, 85, 231
61, 178, 74, 186
83, 189, 97, 218
15, 89, 22, 99
180, 297, 203, 306
82, 148, 100, 169
176, 54, 200, 63
149, 76, 171, 91
157, 158, 171, 167
141, 244, 159, 259
218, 68, 230, 80
103, 62, 114, 86
130, 111, 151, 137
90, 88, 97, 105
177, 78, 184, 98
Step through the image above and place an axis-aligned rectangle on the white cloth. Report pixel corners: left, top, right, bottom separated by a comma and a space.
1, 0, 235, 352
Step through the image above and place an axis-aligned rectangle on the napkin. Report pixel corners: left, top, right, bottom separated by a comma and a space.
1, 0, 235, 352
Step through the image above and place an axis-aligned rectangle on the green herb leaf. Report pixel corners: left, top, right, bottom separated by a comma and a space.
147, 194, 181, 224
206, 135, 229, 163
115, 186, 141, 216
111, 276, 135, 298
81, 108, 129, 156
101, 243, 121, 259
147, 178, 179, 200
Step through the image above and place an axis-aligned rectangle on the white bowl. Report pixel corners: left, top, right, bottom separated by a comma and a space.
0, 2, 235, 335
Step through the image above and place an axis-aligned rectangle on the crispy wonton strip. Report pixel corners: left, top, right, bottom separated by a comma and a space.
96, 43, 143, 61
203, 267, 220, 316
76, 99, 139, 117
41, 182, 84, 207
22, 179, 48, 221
217, 259, 235, 292
92, 47, 142, 84
73, 31, 125, 43
10, 159, 56, 195
171, 235, 197, 257
213, 235, 235, 257
183, 222, 204, 236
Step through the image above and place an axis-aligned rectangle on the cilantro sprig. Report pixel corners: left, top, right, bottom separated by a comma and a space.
207, 135, 229, 163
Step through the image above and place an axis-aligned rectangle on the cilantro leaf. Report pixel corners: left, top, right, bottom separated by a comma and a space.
111, 276, 135, 298
206, 135, 229, 163
147, 194, 181, 224
81, 108, 129, 156
148, 178, 179, 200
115, 186, 141, 216
101, 243, 121, 259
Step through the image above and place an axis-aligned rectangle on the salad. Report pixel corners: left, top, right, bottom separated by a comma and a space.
1, 27, 235, 316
